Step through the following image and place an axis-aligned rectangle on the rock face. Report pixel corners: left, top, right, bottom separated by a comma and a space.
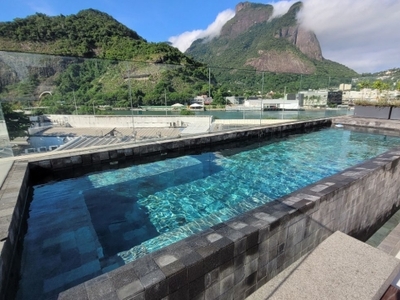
220, 2, 273, 39
275, 26, 323, 61
0, 51, 74, 96
186, 1, 329, 75
245, 50, 316, 74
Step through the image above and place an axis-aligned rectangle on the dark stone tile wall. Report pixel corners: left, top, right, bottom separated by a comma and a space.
57, 148, 400, 300
0, 161, 30, 300
3, 119, 400, 299
27, 119, 331, 176
0, 119, 330, 300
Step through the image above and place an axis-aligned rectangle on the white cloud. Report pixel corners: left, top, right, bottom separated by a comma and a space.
170, 0, 400, 73
169, 9, 235, 52
296, 0, 400, 73
270, 0, 298, 19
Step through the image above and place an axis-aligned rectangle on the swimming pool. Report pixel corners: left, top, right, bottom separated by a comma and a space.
17, 127, 400, 299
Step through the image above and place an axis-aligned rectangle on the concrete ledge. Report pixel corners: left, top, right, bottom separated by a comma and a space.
333, 116, 400, 132
246, 231, 400, 300
378, 221, 400, 257
0, 159, 14, 189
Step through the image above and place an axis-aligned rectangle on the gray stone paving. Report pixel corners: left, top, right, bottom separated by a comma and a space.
246, 231, 400, 300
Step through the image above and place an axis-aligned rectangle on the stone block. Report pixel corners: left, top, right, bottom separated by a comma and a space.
247, 231, 400, 300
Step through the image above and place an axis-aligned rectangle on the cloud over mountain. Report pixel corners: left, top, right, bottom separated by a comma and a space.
298, 0, 400, 73
170, 0, 400, 73
169, 9, 235, 52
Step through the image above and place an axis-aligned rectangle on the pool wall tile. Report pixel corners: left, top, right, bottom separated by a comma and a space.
0, 161, 30, 300
5, 119, 400, 299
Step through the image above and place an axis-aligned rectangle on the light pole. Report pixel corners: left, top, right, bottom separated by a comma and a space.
128, 73, 134, 129
164, 88, 167, 116
260, 72, 264, 125
208, 67, 211, 98
299, 74, 302, 92
73, 90, 78, 115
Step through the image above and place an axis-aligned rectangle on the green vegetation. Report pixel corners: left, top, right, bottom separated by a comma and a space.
0, 10, 212, 112
186, 2, 358, 95
0, 10, 142, 57
0, 6, 397, 117
1, 102, 30, 139
179, 109, 195, 115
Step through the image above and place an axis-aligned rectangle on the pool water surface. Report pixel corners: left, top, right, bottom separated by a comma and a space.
17, 127, 400, 299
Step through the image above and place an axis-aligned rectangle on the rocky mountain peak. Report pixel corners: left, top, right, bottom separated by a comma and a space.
235, 2, 252, 13
218, 1, 322, 67
221, 2, 273, 39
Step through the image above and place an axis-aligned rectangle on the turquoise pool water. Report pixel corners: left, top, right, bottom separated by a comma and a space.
17, 127, 400, 299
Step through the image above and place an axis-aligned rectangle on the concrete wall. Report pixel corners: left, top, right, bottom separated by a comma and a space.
47, 115, 212, 129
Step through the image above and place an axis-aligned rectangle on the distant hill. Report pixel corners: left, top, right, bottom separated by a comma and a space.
358, 68, 400, 85
186, 2, 358, 92
0, 9, 199, 64
0, 10, 214, 112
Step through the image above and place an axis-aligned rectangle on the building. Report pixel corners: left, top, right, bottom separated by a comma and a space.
327, 91, 343, 106
225, 96, 245, 105
191, 95, 212, 105
299, 90, 328, 107
244, 97, 301, 110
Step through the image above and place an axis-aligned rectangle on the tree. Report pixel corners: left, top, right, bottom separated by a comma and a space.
372, 80, 390, 101
357, 81, 370, 101
1, 102, 31, 140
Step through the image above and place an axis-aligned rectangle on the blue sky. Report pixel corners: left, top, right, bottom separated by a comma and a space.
0, 0, 399, 74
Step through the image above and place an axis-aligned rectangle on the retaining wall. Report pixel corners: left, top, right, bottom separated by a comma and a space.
47, 114, 212, 129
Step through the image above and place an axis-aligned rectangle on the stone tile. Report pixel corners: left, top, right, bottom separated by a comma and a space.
58, 283, 89, 300
168, 285, 189, 300
219, 259, 234, 280
139, 268, 165, 289
154, 254, 178, 268
196, 243, 220, 273
141, 269, 168, 299
85, 274, 114, 299
167, 265, 188, 293
185, 256, 204, 283
205, 268, 219, 289
131, 255, 159, 278
188, 275, 205, 299
109, 266, 140, 290
205, 281, 220, 300
116, 280, 144, 300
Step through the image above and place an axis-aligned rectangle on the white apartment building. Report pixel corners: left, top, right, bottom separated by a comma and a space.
244, 98, 300, 110
299, 90, 328, 107
342, 89, 400, 104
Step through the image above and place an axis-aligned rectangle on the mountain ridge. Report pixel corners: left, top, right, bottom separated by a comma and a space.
186, 1, 356, 77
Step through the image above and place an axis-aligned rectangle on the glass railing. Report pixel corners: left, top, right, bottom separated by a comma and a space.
0, 51, 353, 157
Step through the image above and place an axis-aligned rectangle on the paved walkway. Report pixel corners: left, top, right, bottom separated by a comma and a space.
245, 209, 400, 300
0, 158, 14, 189
246, 231, 400, 300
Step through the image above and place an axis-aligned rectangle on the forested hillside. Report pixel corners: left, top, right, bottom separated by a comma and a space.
186, 2, 358, 93
0, 5, 366, 115
0, 10, 219, 113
